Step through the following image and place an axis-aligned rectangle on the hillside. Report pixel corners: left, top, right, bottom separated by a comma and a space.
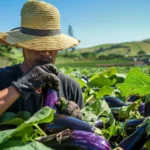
74, 39, 150, 56
0, 39, 150, 68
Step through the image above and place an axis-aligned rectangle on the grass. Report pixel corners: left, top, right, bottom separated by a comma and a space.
55, 58, 132, 68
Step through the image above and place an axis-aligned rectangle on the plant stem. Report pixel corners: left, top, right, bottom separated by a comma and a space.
34, 124, 47, 136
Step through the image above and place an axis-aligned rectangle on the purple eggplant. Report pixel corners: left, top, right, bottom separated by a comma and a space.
43, 89, 59, 113
145, 102, 150, 117
124, 118, 146, 135
44, 114, 95, 134
128, 96, 140, 102
104, 96, 127, 108
41, 130, 111, 150
95, 119, 104, 129
95, 117, 110, 129
144, 95, 150, 117
138, 103, 145, 116
118, 123, 149, 150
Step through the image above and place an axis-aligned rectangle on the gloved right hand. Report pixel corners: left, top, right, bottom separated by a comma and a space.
56, 97, 83, 120
12, 63, 59, 100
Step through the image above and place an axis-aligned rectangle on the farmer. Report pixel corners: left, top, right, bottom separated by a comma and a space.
0, 1, 84, 118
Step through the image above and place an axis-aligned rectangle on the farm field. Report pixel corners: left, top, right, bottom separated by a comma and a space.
0, 43, 150, 149
0, 66, 150, 149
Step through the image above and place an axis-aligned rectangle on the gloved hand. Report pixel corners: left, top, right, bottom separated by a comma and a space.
56, 97, 83, 120
12, 63, 59, 100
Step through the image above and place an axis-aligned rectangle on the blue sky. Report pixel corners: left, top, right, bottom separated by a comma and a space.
0, 0, 150, 48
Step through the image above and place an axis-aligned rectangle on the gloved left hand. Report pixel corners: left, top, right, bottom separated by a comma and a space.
12, 63, 59, 100
56, 97, 83, 120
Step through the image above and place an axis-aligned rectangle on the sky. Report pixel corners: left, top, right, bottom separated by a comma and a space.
0, 0, 150, 48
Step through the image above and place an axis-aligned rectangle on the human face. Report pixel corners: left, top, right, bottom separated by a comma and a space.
23, 49, 58, 67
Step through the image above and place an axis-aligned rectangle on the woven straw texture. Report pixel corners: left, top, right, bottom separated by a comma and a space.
0, 1, 80, 51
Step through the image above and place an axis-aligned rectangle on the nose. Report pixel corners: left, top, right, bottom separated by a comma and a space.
39, 51, 51, 57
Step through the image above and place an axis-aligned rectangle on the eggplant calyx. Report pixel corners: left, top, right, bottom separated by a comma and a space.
37, 129, 72, 144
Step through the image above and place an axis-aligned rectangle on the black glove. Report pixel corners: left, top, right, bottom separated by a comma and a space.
56, 97, 83, 120
12, 63, 59, 100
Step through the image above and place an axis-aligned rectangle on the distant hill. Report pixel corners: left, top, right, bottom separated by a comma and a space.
74, 39, 150, 57
0, 39, 150, 67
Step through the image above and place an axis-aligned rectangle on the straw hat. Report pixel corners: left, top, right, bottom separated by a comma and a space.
0, 0, 80, 51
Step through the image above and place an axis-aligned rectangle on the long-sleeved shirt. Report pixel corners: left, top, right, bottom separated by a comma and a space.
0, 64, 84, 115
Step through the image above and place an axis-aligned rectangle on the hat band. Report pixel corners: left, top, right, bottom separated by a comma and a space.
21, 27, 61, 36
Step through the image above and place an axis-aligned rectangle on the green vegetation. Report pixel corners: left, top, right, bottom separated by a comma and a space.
1, 67, 150, 149
0, 39, 150, 68
74, 39, 150, 56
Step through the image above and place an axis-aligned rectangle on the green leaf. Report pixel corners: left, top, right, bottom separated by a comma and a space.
0, 129, 15, 144
0, 118, 24, 126
71, 76, 87, 88
0, 140, 53, 150
100, 67, 117, 77
138, 116, 150, 135
0, 112, 16, 123
96, 86, 114, 99
117, 68, 150, 97
81, 99, 115, 126
88, 75, 116, 88
109, 73, 126, 85
0, 107, 55, 144
116, 100, 142, 120
81, 106, 98, 125
14, 126, 33, 139
15, 111, 31, 121
145, 94, 150, 103
25, 106, 55, 125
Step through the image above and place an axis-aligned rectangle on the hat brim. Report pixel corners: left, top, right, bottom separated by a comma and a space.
0, 29, 80, 51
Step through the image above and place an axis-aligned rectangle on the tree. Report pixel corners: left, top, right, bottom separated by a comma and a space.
68, 25, 75, 52
137, 50, 146, 55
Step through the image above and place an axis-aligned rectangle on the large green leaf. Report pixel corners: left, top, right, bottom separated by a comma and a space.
0, 140, 53, 150
0, 118, 24, 126
25, 106, 55, 125
117, 68, 150, 97
88, 75, 116, 88
96, 86, 114, 99
0, 107, 55, 144
87, 67, 117, 88
101, 67, 117, 77
0, 129, 15, 144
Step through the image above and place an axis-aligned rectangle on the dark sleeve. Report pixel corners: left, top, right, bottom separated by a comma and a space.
0, 64, 23, 90
58, 72, 84, 109
0, 68, 13, 90
70, 80, 84, 109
